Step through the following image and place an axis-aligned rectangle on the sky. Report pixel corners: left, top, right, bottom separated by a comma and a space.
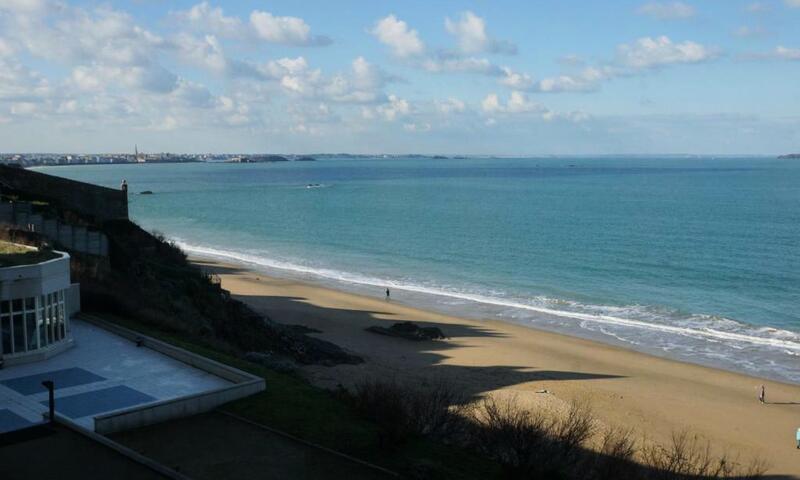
0, 0, 798, 155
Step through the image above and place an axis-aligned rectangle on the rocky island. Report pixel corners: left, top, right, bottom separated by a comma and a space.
227, 154, 289, 163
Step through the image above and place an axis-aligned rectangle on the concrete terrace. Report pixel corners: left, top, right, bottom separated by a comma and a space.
0, 319, 231, 432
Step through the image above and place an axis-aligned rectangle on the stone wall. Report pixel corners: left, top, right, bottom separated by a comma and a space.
0, 201, 109, 256
0, 165, 128, 222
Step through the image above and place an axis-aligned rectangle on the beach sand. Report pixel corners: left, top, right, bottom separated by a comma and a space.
196, 258, 800, 477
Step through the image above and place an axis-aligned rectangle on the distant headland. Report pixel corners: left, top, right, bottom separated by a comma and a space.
777, 153, 800, 159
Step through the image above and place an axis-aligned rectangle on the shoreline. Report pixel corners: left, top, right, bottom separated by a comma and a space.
194, 256, 800, 477
179, 242, 800, 385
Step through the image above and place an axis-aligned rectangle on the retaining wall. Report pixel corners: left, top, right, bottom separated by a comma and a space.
0, 165, 127, 222
0, 200, 109, 256
81, 315, 266, 435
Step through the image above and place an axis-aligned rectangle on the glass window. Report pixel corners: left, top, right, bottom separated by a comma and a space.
39, 318, 47, 347
1, 300, 9, 314
25, 297, 35, 310
58, 307, 65, 339
26, 312, 37, 350
12, 314, 24, 353
47, 301, 54, 343
1, 317, 10, 354
53, 304, 61, 341
11, 298, 22, 312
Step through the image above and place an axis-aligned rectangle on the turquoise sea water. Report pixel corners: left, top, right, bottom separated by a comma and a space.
38, 157, 800, 382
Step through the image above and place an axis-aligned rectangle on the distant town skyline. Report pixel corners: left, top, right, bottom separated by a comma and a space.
0, 0, 798, 155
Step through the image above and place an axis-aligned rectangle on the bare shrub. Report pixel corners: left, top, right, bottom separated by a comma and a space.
468, 394, 551, 473
348, 380, 768, 479
586, 425, 639, 480
350, 378, 468, 450
406, 379, 470, 439
641, 430, 769, 479
466, 394, 597, 477
552, 399, 596, 463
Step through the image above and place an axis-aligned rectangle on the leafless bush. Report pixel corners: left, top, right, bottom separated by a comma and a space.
584, 425, 639, 480
641, 430, 768, 479
350, 378, 468, 450
406, 379, 470, 438
349, 380, 767, 479
469, 394, 552, 475
466, 394, 597, 477
553, 399, 596, 462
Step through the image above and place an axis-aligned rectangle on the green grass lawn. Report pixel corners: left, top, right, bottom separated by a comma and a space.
94, 313, 500, 479
0, 241, 59, 267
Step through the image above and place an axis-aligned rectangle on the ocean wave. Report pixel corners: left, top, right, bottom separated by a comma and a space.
177, 240, 800, 354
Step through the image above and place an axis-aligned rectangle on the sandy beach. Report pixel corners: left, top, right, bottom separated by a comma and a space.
196, 258, 800, 477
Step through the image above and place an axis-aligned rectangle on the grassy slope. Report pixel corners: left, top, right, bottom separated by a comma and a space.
100, 314, 500, 479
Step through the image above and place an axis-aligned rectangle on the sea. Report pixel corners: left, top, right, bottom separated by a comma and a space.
37, 156, 800, 383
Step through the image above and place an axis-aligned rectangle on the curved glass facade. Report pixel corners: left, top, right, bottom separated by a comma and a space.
0, 290, 67, 357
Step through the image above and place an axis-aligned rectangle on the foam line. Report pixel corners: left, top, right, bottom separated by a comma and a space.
179, 241, 800, 352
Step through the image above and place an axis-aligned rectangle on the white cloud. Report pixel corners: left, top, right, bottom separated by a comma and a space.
322, 56, 391, 103
370, 15, 425, 58
499, 67, 535, 89
173, 2, 242, 38
616, 36, 716, 68
538, 66, 615, 93
435, 98, 466, 114
69, 63, 177, 93
422, 56, 500, 74
375, 94, 410, 121
10, 102, 37, 116
172, 33, 228, 72
250, 10, 331, 46
775, 46, 800, 60
481, 91, 544, 114
637, 2, 696, 20
255, 55, 392, 104
0, 0, 47, 13
403, 122, 431, 132
370, 13, 509, 79
0, 38, 15, 57
171, 3, 331, 46
496, 36, 714, 94
444, 11, 516, 55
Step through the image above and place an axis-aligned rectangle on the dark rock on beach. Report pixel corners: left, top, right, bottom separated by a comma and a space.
366, 321, 446, 341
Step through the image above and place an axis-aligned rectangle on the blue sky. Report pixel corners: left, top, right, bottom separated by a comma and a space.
0, 0, 798, 154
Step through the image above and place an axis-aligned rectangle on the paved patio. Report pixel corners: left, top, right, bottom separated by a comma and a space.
0, 319, 230, 432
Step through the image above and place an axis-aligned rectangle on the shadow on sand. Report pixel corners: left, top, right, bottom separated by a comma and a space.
192, 260, 792, 479
231, 286, 623, 402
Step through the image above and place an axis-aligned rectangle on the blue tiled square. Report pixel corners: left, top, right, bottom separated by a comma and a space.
46, 385, 156, 418
0, 409, 35, 433
1, 367, 105, 396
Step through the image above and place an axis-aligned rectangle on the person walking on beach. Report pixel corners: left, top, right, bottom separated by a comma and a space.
796, 427, 800, 449
758, 384, 765, 404
385, 288, 390, 301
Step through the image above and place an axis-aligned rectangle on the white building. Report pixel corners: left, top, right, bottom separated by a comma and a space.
0, 247, 78, 366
